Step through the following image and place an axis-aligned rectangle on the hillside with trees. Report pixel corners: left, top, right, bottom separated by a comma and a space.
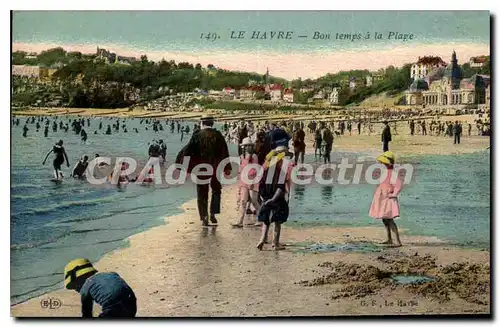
12, 47, 286, 108
12, 47, 490, 108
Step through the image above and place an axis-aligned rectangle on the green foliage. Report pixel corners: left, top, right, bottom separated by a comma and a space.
12, 51, 37, 66
340, 64, 412, 105
37, 47, 68, 67
293, 90, 313, 104
479, 60, 490, 75
15, 46, 490, 109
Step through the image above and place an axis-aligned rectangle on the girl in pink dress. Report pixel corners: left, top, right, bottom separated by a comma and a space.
369, 151, 404, 247
232, 137, 261, 228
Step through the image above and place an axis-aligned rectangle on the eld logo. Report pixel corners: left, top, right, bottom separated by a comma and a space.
40, 298, 62, 309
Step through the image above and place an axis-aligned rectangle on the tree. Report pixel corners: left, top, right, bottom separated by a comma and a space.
178, 62, 194, 69
479, 60, 490, 75
195, 63, 202, 70
338, 87, 351, 105
67, 51, 82, 60
140, 55, 148, 63
207, 64, 215, 69
291, 78, 303, 89
461, 63, 477, 79
37, 47, 67, 67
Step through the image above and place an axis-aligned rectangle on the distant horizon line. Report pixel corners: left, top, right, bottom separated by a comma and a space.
12, 41, 490, 80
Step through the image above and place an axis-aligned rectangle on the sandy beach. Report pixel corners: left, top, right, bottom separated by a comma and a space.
11, 107, 490, 317
11, 180, 490, 317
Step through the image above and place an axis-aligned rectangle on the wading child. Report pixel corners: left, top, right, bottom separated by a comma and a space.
369, 151, 404, 247
257, 130, 294, 251
64, 258, 137, 318
232, 137, 261, 228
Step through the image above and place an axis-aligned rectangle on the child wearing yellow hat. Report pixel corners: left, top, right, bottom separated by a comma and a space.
369, 151, 403, 247
64, 258, 137, 318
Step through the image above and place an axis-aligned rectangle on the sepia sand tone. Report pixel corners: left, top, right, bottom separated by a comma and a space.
11, 183, 490, 317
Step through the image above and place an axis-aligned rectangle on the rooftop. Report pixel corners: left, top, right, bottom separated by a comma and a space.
416, 56, 447, 66
470, 55, 489, 64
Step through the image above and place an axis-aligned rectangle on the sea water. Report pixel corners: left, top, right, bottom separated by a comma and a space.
11, 116, 205, 304
286, 150, 490, 249
11, 116, 490, 304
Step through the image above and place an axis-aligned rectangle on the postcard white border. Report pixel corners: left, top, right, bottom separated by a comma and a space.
3, 1, 497, 326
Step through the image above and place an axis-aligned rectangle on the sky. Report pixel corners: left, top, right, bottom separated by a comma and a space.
12, 11, 490, 80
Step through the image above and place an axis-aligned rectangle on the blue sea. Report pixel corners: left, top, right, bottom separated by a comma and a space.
10, 116, 490, 305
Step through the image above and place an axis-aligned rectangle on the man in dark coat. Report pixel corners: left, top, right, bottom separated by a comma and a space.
381, 120, 392, 152
453, 120, 462, 145
237, 122, 248, 156
175, 115, 231, 227
292, 126, 306, 165
255, 129, 272, 165
409, 120, 415, 135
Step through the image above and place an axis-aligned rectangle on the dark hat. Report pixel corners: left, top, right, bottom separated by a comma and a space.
270, 128, 290, 149
383, 120, 388, 124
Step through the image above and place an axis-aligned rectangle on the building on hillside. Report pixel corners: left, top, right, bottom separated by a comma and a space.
240, 85, 266, 100
12, 65, 40, 78
410, 56, 447, 80
39, 67, 57, 80
366, 73, 383, 87
312, 90, 325, 100
299, 86, 315, 93
329, 88, 340, 105
26, 52, 37, 59
116, 55, 137, 65
366, 75, 373, 87
322, 86, 334, 94
96, 47, 117, 64
252, 86, 266, 99
283, 88, 294, 103
239, 87, 253, 100
194, 88, 208, 96
349, 78, 356, 90
269, 84, 283, 102
222, 87, 235, 96
469, 55, 489, 68
209, 89, 222, 96
349, 77, 362, 90
52, 62, 64, 69
372, 73, 384, 83
405, 51, 490, 106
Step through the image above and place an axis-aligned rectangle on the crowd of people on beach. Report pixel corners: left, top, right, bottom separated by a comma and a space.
173, 115, 408, 252
14, 115, 197, 182
12, 108, 490, 317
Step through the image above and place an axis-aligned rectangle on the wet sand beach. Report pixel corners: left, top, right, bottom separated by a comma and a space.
11, 107, 490, 317
11, 183, 490, 317
304, 132, 490, 157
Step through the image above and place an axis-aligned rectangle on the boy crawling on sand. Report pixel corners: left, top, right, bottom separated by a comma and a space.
64, 258, 137, 318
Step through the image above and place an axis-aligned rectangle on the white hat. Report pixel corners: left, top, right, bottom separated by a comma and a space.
274, 145, 288, 153
240, 137, 254, 147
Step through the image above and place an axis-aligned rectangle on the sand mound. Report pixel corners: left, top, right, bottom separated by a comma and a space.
297, 252, 490, 305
